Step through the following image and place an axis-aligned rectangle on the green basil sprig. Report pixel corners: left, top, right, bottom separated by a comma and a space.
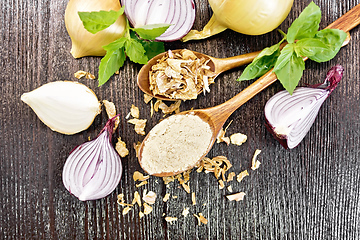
78, 7, 171, 86
238, 2, 347, 94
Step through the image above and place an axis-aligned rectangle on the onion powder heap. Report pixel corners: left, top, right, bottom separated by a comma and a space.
141, 114, 213, 175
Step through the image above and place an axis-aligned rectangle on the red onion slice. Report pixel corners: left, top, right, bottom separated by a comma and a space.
62, 116, 122, 201
121, 0, 196, 41
265, 65, 344, 149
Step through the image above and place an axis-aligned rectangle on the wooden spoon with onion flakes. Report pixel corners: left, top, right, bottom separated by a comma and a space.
137, 3, 359, 177
137, 49, 263, 101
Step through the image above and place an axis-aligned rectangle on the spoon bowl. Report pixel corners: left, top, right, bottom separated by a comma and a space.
137, 49, 262, 101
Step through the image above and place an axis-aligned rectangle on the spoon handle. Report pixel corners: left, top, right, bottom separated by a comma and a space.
210, 50, 261, 74
325, 3, 360, 32
205, 70, 277, 132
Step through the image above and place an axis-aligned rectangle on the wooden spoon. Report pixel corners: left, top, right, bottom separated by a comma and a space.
138, 3, 360, 177
137, 49, 262, 101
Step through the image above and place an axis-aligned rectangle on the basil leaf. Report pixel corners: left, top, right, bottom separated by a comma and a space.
309, 29, 348, 62
102, 37, 127, 52
274, 52, 305, 95
133, 23, 171, 40
130, 31, 165, 59
125, 38, 148, 65
274, 44, 295, 71
294, 38, 329, 58
140, 41, 165, 60
98, 48, 126, 86
78, 8, 124, 34
238, 43, 281, 81
287, 2, 321, 43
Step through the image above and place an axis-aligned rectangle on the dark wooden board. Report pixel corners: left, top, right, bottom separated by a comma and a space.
1, 0, 360, 239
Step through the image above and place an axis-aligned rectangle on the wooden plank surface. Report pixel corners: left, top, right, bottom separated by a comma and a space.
1, 0, 360, 239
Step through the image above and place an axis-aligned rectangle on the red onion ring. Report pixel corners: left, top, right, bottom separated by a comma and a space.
121, 0, 196, 41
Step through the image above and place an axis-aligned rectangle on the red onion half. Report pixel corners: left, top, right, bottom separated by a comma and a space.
62, 115, 122, 201
121, 0, 196, 41
265, 65, 344, 149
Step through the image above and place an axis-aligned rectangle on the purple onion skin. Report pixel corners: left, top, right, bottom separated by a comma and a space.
265, 65, 344, 149
265, 120, 289, 149
62, 115, 123, 201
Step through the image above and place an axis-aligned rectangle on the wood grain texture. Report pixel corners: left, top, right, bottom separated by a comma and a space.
1, 0, 360, 239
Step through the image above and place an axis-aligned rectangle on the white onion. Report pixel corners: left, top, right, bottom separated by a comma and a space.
264, 65, 344, 149
21, 81, 101, 135
121, 0, 196, 41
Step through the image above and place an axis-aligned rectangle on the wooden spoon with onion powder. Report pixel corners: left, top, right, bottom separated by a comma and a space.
138, 70, 281, 177
138, 4, 359, 176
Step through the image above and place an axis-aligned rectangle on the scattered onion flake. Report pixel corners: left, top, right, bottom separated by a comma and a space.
121, 0, 196, 41
133, 171, 150, 182
192, 192, 196, 205
227, 172, 236, 182
218, 180, 225, 189
163, 193, 171, 202
143, 203, 153, 215
143, 190, 157, 204
62, 115, 122, 201
194, 213, 208, 225
182, 208, 190, 217
265, 65, 344, 149
74, 70, 96, 80
130, 104, 140, 118
128, 118, 147, 135
165, 217, 178, 225
230, 133, 247, 146
103, 100, 120, 131
237, 170, 249, 182
182, 183, 191, 193
122, 206, 132, 215
115, 137, 129, 157
163, 176, 175, 185
136, 181, 148, 187
134, 141, 141, 157
217, 128, 230, 145
226, 192, 246, 202
251, 149, 261, 171
153, 100, 181, 115
117, 194, 133, 207
144, 94, 153, 104
132, 191, 142, 207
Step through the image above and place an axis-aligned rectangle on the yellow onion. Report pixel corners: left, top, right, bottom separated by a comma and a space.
182, 0, 294, 41
65, 0, 126, 58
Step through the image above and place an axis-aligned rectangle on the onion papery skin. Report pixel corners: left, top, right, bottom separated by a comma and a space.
264, 65, 344, 149
62, 116, 122, 201
121, 0, 196, 41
